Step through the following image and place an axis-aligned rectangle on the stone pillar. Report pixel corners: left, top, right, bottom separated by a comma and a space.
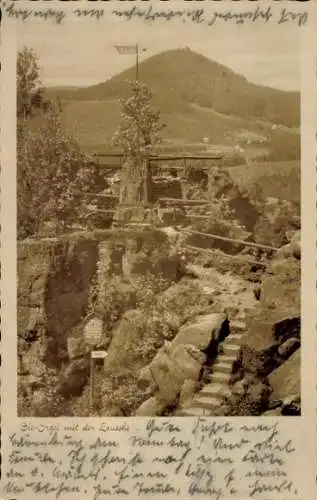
114, 155, 154, 226
119, 157, 143, 205
119, 156, 152, 205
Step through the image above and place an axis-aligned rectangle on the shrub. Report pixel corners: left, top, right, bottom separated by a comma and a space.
99, 370, 152, 417
18, 103, 98, 238
18, 368, 69, 417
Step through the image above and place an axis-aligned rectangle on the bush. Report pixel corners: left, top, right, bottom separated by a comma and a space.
17, 103, 98, 239
92, 369, 152, 417
131, 275, 210, 360
18, 368, 69, 417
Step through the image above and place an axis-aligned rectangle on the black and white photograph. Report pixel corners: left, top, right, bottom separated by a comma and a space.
17, 19, 301, 418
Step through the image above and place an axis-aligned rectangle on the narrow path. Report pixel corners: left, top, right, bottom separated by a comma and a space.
177, 311, 247, 416
186, 263, 257, 312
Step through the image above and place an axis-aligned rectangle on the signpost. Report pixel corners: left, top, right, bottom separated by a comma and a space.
89, 350, 108, 415
84, 315, 103, 346
91, 351, 108, 359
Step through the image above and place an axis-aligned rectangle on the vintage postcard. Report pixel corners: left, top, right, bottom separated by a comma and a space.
1, 0, 317, 498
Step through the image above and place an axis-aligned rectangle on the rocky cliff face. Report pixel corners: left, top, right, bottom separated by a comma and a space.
18, 237, 99, 365
18, 229, 183, 416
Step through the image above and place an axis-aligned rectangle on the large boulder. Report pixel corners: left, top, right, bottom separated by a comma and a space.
172, 313, 229, 351
260, 259, 300, 318
137, 366, 157, 391
149, 347, 183, 405
272, 316, 300, 343
179, 379, 199, 408
268, 349, 300, 402
142, 342, 206, 406
106, 310, 147, 370
135, 397, 166, 416
169, 344, 206, 381
277, 337, 300, 359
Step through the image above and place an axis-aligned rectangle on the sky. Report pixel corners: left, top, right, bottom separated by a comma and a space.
17, 13, 301, 91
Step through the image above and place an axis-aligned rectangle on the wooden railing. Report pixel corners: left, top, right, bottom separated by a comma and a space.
93, 153, 223, 168
181, 229, 278, 252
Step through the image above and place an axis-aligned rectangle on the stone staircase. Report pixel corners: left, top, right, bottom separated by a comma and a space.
177, 312, 247, 416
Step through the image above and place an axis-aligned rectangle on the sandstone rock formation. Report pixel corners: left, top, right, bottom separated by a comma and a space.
18, 229, 186, 416
171, 313, 229, 351
137, 342, 206, 408
207, 167, 259, 232
268, 349, 300, 402
135, 397, 166, 416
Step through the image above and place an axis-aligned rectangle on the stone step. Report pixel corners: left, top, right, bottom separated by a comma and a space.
224, 333, 244, 345
217, 353, 237, 364
200, 383, 231, 399
192, 395, 222, 410
236, 312, 246, 321
176, 407, 211, 417
212, 361, 233, 374
212, 372, 231, 383
229, 320, 246, 332
222, 343, 241, 355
